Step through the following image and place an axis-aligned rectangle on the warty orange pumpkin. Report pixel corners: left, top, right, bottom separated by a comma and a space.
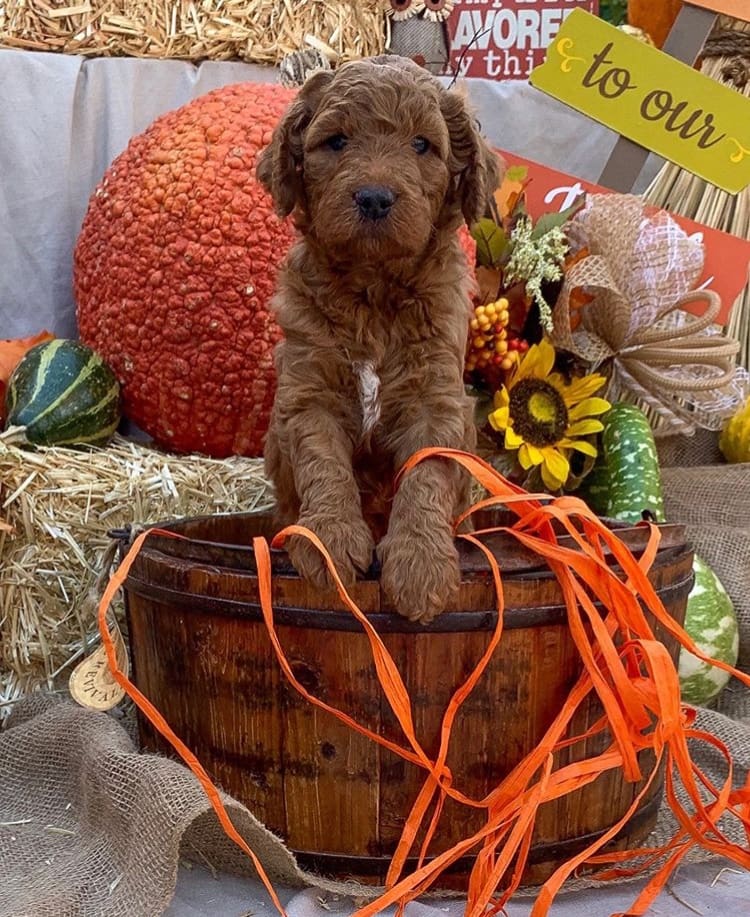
74, 83, 298, 458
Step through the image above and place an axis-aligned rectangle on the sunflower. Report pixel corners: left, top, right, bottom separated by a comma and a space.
488, 338, 610, 492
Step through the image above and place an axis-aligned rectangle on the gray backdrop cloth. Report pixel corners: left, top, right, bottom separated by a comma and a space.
0, 47, 662, 342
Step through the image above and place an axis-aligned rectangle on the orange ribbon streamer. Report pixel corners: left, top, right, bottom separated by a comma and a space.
97, 449, 750, 917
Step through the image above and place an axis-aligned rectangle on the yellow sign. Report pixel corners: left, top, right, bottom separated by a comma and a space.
530, 10, 750, 194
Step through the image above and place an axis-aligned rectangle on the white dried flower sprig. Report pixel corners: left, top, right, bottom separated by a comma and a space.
504, 217, 569, 332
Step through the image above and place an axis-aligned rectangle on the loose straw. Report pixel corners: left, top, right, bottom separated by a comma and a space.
0, 1, 386, 64
0, 435, 273, 717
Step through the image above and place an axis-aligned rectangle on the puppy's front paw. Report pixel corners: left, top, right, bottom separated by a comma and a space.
286, 515, 375, 588
379, 527, 461, 624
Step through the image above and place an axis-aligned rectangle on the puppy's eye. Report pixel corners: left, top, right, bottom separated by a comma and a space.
412, 136, 431, 155
325, 134, 348, 152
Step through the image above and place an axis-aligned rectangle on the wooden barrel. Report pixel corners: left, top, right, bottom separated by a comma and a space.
121, 512, 693, 887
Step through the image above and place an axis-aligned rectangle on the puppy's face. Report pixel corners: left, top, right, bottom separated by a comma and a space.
301, 74, 451, 260
257, 57, 499, 263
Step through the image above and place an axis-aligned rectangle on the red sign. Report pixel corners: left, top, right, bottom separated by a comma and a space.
446, 1, 599, 81
499, 150, 750, 325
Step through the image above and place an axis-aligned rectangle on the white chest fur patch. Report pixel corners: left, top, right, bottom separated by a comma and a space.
353, 361, 381, 438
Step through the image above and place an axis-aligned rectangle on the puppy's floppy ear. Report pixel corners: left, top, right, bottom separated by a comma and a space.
439, 90, 503, 227
256, 70, 335, 217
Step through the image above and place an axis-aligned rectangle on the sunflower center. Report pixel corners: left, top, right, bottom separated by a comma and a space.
509, 378, 569, 447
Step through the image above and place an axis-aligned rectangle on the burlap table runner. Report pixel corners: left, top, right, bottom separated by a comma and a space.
1, 462, 748, 916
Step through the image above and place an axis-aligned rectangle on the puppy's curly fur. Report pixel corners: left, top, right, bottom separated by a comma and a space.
257, 56, 500, 623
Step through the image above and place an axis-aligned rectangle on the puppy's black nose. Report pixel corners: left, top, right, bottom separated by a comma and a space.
354, 185, 396, 221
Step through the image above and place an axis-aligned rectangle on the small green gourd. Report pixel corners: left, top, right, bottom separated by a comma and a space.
4, 339, 121, 447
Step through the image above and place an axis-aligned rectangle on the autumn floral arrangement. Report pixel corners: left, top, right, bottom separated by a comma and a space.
464, 165, 749, 497
464, 166, 610, 494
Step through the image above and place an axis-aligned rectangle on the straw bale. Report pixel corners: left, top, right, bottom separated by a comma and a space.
0, 0, 387, 64
0, 435, 273, 717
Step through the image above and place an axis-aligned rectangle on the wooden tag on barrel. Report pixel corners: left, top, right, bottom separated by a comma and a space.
69, 621, 129, 711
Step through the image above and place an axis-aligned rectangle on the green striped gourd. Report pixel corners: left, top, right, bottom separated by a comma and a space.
4, 339, 121, 447
582, 402, 739, 705
678, 556, 739, 705
598, 403, 664, 523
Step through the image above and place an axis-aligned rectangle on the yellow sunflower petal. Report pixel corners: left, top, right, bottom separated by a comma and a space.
512, 348, 541, 384
518, 442, 544, 470
533, 339, 556, 379
513, 338, 555, 383
566, 419, 605, 437
568, 397, 611, 421
493, 387, 510, 410
558, 438, 598, 457
488, 406, 510, 432
504, 426, 524, 450
540, 466, 563, 492
540, 447, 570, 489
560, 373, 608, 407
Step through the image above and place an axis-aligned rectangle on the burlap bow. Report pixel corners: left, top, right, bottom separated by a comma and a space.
552, 194, 748, 437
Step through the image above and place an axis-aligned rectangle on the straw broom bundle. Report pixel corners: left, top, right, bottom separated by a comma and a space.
644, 16, 750, 369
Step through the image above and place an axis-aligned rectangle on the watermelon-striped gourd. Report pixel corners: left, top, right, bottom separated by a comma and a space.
678, 556, 739, 705
582, 402, 739, 705
598, 403, 664, 523
4, 339, 121, 447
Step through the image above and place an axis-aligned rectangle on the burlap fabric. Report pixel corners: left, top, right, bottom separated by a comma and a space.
1, 461, 748, 916
0, 694, 366, 917
657, 428, 724, 468
552, 195, 748, 437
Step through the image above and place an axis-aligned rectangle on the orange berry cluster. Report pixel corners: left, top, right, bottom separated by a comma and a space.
465, 298, 529, 376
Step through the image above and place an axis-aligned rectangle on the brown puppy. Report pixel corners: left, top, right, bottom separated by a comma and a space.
257, 56, 500, 623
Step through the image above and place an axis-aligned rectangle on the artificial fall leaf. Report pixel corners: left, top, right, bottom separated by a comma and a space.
505, 164, 529, 183
0, 330, 55, 425
505, 190, 523, 219
564, 247, 594, 331
568, 288, 595, 331
473, 218, 508, 268
0, 330, 54, 383
476, 266, 503, 305
494, 167, 528, 221
504, 281, 533, 334
530, 195, 586, 240
564, 246, 591, 270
